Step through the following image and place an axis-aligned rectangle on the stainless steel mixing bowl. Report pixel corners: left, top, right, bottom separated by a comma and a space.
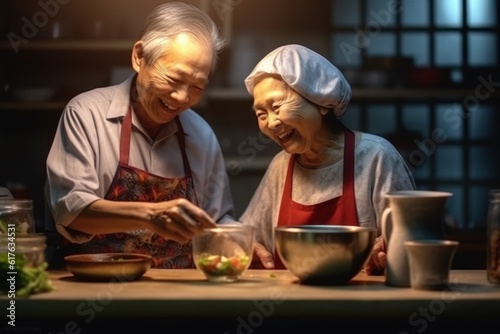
275, 225, 377, 285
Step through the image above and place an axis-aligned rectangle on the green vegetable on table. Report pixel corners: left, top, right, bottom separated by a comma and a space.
0, 253, 54, 297
0, 218, 8, 233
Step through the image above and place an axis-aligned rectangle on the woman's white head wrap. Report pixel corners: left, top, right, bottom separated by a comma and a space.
244, 44, 351, 117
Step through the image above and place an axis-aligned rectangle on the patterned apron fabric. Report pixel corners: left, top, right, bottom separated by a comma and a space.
62, 108, 198, 268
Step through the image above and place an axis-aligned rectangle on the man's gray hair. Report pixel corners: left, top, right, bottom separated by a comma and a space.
139, 2, 225, 72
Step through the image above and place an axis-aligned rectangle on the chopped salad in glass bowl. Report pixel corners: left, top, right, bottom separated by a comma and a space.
192, 224, 254, 282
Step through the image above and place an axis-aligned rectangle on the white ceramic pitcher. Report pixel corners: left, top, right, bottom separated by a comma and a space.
381, 190, 452, 287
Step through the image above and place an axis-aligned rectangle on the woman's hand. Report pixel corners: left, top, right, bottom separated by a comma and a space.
149, 198, 216, 244
250, 241, 275, 269
363, 235, 387, 275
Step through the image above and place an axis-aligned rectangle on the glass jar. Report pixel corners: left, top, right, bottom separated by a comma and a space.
487, 189, 500, 284
0, 199, 35, 234
0, 233, 47, 267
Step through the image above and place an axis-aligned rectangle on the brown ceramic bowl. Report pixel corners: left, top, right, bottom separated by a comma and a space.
64, 253, 152, 282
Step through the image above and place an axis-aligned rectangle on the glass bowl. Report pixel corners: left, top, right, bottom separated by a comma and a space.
192, 224, 254, 282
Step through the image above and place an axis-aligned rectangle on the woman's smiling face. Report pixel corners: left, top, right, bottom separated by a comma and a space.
252, 76, 326, 155
132, 33, 213, 126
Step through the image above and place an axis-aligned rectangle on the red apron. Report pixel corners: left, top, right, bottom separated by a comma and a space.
274, 127, 359, 269
62, 107, 198, 269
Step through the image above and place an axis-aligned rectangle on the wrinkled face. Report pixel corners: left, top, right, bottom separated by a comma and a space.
132, 33, 213, 125
252, 76, 326, 155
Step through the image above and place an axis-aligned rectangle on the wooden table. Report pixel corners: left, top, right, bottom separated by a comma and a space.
4, 269, 500, 333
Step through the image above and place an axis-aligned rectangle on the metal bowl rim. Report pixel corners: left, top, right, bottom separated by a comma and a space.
202, 224, 255, 233
383, 190, 452, 198
274, 225, 376, 233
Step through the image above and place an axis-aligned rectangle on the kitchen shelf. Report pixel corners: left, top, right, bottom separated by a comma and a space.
352, 87, 498, 100
0, 39, 135, 52
0, 101, 67, 111
224, 156, 273, 171
205, 87, 498, 101
3, 85, 498, 112
205, 88, 251, 100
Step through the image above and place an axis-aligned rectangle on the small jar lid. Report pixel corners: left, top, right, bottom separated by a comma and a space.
0, 199, 33, 209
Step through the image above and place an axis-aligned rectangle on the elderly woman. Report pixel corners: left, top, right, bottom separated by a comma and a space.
239, 44, 415, 275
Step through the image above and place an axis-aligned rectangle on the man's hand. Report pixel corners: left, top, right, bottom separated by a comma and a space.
150, 198, 216, 243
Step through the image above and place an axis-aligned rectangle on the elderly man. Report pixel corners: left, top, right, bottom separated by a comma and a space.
45, 2, 235, 268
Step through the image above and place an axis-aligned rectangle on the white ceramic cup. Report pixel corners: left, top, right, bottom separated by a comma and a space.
404, 240, 459, 290
382, 190, 453, 287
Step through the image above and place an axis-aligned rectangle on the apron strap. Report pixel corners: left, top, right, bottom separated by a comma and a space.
174, 117, 193, 178
341, 125, 359, 225
119, 107, 133, 165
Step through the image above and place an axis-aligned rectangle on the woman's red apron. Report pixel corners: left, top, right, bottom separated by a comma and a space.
62, 107, 198, 268
274, 127, 359, 269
